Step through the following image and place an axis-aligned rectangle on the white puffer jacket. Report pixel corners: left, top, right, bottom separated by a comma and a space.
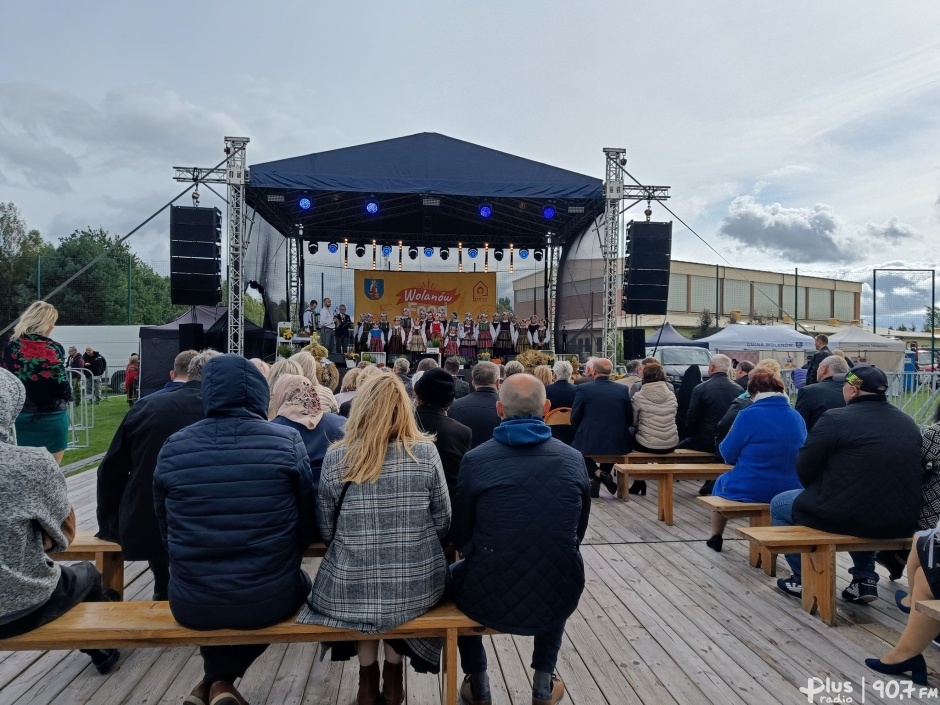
631, 380, 679, 450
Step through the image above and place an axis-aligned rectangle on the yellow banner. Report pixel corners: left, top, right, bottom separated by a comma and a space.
353, 270, 498, 320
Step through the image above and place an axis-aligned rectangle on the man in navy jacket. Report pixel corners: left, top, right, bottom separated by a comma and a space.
154, 354, 317, 705
450, 361, 502, 448
794, 355, 847, 432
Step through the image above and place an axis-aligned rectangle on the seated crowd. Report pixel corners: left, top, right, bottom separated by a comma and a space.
3, 323, 940, 698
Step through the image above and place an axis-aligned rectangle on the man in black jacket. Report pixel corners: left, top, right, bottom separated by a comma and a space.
443, 356, 471, 400
545, 360, 577, 410
771, 365, 922, 603
82, 346, 107, 403
805, 334, 833, 385
450, 361, 502, 448
794, 355, 847, 432
96, 350, 220, 600
677, 354, 741, 453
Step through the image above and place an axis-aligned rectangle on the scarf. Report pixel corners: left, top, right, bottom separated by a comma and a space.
270, 374, 323, 429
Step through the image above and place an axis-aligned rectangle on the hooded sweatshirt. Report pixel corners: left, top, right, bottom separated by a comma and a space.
0, 368, 72, 620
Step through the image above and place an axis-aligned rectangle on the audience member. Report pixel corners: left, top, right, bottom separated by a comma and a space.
0, 368, 119, 674
545, 360, 576, 410
616, 359, 641, 388
145, 350, 197, 399
631, 363, 679, 455
833, 348, 855, 368
794, 355, 847, 432
504, 360, 525, 378
532, 364, 554, 387
301, 372, 450, 705
451, 361, 502, 449
705, 370, 806, 551
154, 354, 317, 705
319, 360, 341, 392
444, 356, 471, 399
571, 357, 632, 498
291, 351, 339, 413
97, 349, 220, 600
412, 357, 439, 386
573, 357, 595, 385
124, 353, 140, 405
336, 367, 361, 407
452, 373, 590, 705
629, 357, 659, 397
0, 301, 72, 463
340, 364, 382, 417
805, 334, 833, 385
83, 345, 108, 404
675, 363, 702, 439
734, 360, 754, 391
677, 354, 740, 453
249, 357, 271, 377
267, 357, 305, 392
771, 365, 922, 603
393, 356, 414, 398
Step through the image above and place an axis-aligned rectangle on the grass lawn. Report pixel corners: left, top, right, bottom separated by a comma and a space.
62, 397, 129, 475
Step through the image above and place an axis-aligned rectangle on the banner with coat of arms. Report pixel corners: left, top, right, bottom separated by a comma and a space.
353, 270, 498, 319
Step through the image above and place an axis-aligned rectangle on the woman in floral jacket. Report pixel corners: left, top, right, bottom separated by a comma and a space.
0, 301, 72, 463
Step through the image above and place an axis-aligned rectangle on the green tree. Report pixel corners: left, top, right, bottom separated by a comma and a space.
693, 308, 719, 339
925, 306, 940, 333
0, 202, 54, 330
897, 323, 909, 332
220, 281, 268, 327
497, 296, 512, 313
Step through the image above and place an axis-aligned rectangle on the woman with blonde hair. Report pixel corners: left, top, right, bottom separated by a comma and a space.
335, 368, 361, 407
0, 301, 72, 463
340, 364, 382, 417
300, 373, 450, 705
532, 365, 554, 387
291, 351, 339, 413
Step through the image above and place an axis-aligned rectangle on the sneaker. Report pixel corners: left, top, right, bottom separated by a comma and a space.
184, 683, 210, 705
208, 682, 248, 705
842, 578, 878, 604
777, 577, 802, 598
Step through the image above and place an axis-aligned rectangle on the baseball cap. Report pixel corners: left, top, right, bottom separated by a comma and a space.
833, 364, 888, 394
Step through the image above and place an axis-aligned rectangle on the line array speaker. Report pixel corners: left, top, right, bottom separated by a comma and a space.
170, 206, 222, 306
622, 221, 672, 316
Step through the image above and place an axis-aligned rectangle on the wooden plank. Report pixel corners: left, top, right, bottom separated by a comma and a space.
915, 600, 940, 622
736, 526, 913, 552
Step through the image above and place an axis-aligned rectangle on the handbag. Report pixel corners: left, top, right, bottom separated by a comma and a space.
918, 425, 940, 530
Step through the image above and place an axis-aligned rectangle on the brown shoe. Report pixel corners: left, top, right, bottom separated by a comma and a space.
381, 660, 405, 705
208, 681, 249, 705
184, 683, 210, 705
532, 674, 566, 705
357, 662, 380, 705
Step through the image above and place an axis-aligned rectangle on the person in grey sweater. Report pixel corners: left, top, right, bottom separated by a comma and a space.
0, 368, 119, 673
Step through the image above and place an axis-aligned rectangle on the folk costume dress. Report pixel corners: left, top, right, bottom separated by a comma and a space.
493, 318, 515, 359
386, 323, 405, 355
407, 317, 427, 354
514, 323, 531, 354
459, 320, 477, 358
368, 325, 385, 353
443, 324, 460, 356
476, 318, 493, 356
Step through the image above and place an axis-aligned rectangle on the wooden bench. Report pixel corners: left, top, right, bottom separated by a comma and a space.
736, 526, 912, 626
695, 496, 774, 575
58, 531, 328, 599
0, 600, 491, 705
592, 449, 715, 500
609, 463, 731, 526
915, 600, 940, 622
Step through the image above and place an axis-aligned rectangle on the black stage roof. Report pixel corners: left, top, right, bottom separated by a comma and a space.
246, 133, 605, 249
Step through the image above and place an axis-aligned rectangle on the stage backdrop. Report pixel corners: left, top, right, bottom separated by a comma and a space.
353, 270, 498, 320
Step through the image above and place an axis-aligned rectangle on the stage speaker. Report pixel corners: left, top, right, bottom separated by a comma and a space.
170, 206, 222, 306
622, 328, 646, 360
622, 221, 672, 316
178, 323, 205, 352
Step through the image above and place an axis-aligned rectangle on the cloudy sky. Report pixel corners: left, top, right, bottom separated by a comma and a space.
2, 1, 939, 323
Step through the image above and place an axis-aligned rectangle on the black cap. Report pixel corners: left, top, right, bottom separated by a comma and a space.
833, 364, 888, 394
414, 368, 455, 407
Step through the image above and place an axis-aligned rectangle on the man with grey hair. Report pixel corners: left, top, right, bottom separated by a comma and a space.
795, 354, 848, 432
392, 356, 414, 398
97, 349, 221, 600
504, 360, 525, 378
452, 374, 590, 705
677, 353, 741, 453
574, 356, 596, 385
545, 360, 576, 410
451, 361, 502, 448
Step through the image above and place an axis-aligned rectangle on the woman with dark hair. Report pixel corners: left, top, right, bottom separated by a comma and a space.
705, 370, 806, 552
631, 364, 679, 454
675, 363, 702, 440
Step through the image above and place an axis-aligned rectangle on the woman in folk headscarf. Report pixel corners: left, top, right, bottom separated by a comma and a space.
291, 351, 340, 414
269, 374, 345, 497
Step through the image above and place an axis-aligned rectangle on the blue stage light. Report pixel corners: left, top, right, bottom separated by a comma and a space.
424, 246, 435, 258
468, 248, 479, 259
542, 205, 556, 219
479, 203, 493, 218
381, 244, 393, 257
298, 197, 312, 210
365, 198, 380, 215
327, 242, 339, 254
519, 249, 530, 259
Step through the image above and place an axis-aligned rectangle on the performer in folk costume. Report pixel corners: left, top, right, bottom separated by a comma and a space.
514, 319, 531, 355
527, 315, 540, 344
535, 322, 551, 350
368, 320, 385, 353
379, 312, 390, 341
425, 311, 444, 348
400, 307, 414, 345
407, 309, 427, 361
353, 314, 367, 354
386, 317, 405, 355
443, 320, 461, 356
358, 314, 373, 353
459, 313, 477, 358
476, 313, 493, 356
492, 312, 515, 360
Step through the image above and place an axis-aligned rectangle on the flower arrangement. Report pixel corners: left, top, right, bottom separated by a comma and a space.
361, 354, 374, 363
428, 338, 441, 348
277, 343, 294, 359
278, 326, 294, 340
478, 352, 492, 361
302, 341, 330, 360
516, 349, 554, 369
344, 351, 360, 360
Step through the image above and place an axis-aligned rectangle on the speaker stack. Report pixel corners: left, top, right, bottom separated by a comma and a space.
622, 221, 672, 316
621, 328, 647, 360
170, 206, 222, 306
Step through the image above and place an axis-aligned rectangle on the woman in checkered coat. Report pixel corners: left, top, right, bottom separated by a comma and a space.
299, 372, 451, 705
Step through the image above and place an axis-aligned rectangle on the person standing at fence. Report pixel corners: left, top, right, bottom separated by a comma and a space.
66, 345, 85, 400
0, 301, 72, 465
124, 354, 140, 406
82, 346, 107, 404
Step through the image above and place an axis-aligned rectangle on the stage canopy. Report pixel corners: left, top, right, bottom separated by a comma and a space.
645, 323, 707, 348
246, 132, 605, 249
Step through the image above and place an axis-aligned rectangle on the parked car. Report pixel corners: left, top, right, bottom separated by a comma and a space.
645, 345, 712, 388
916, 349, 938, 373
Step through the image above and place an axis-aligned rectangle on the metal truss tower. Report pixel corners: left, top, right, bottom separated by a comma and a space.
601, 149, 626, 363
287, 227, 302, 328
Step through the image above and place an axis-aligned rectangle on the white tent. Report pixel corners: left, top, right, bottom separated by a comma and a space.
826, 325, 906, 373
697, 324, 816, 368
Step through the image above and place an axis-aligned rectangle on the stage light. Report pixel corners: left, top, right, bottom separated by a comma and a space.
327, 241, 339, 254
422, 196, 441, 207
355, 244, 366, 257
372, 240, 377, 270
519, 249, 530, 260
344, 238, 349, 268
440, 247, 449, 260
381, 244, 393, 257
266, 194, 285, 202
479, 203, 493, 218
307, 242, 318, 255
509, 244, 513, 273
458, 243, 463, 272
298, 197, 312, 211
567, 206, 585, 214
468, 248, 479, 259
408, 246, 418, 260
542, 205, 556, 219
424, 246, 434, 258
365, 198, 380, 215
398, 241, 403, 270
493, 249, 504, 262
534, 250, 544, 262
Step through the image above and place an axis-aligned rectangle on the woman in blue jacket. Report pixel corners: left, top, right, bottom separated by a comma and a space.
706, 370, 806, 552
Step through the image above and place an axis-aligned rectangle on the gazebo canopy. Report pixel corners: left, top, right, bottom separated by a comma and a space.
246, 133, 605, 248
645, 323, 707, 348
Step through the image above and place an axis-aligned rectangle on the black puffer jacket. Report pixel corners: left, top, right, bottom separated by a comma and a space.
683, 374, 742, 452
793, 395, 922, 538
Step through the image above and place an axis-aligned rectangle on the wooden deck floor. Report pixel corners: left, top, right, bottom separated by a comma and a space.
2, 471, 939, 704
